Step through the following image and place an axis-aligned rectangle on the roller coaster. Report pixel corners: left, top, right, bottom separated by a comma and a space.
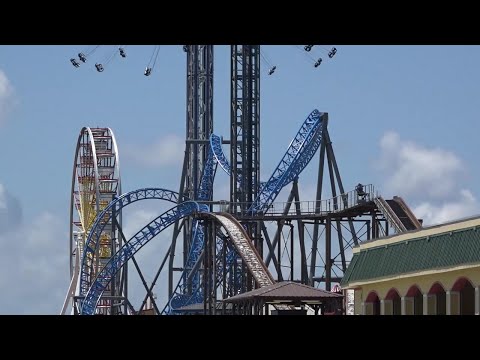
62, 45, 422, 315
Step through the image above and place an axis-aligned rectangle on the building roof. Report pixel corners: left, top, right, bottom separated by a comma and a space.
354, 214, 480, 253
223, 281, 342, 303
173, 302, 233, 312
341, 218, 480, 288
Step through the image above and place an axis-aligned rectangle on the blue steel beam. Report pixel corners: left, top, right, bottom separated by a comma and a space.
209, 110, 325, 215
197, 146, 218, 202
210, 134, 230, 176
80, 188, 188, 296
248, 110, 325, 214
81, 201, 209, 315
168, 134, 237, 311
171, 140, 219, 308
166, 232, 239, 314
179, 143, 218, 299
211, 133, 276, 194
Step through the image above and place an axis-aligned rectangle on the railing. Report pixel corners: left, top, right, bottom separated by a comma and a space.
205, 184, 377, 217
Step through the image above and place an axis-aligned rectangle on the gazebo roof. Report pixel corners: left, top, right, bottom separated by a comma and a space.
223, 281, 342, 303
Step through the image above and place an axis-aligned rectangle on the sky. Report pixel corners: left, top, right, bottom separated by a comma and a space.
1, 45, 480, 314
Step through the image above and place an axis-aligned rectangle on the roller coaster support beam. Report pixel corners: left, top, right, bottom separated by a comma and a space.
309, 134, 326, 285
139, 243, 172, 314
222, 234, 227, 314
260, 222, 282, 281
307, 126, 359, 290
202, 221, 212, 314
114, 216, 160, 314
325, 216, 332, 291
325, 129, 357, 253
264, 184, 296, 267
292, 180, 308, 284
169, 150, 188, 299
112, 199, 127, 315
210, 220, 217, 313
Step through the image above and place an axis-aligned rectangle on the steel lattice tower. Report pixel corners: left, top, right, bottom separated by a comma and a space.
230, 45, 261, 293
169, 45, 214, 297
230, 45, 260, 212
185, 45, 214, 201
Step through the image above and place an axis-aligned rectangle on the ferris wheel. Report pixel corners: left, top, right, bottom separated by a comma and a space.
62, 127, 121, 315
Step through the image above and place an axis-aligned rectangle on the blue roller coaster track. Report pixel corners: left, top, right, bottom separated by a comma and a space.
81, 109, 327, 314
81, 201, 208, 315
80, 188, 189, 296
168, 109, 327, 312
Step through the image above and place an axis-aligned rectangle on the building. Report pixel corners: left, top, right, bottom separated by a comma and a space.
341, 215, 480, 315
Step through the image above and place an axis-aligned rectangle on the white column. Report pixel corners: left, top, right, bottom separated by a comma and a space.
380, 300, 385, 315
383, 300, 393, 315
446, 291, 452, 315
361, 302, 366, 315
475, 286, 480, 315
423, 294, 429, 315
401, 297, 407, 315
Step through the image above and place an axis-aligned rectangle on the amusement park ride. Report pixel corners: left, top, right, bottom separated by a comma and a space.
61, 45, 421, 315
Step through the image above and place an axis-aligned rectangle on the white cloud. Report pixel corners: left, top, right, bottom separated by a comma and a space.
0, 209, 68, 314
123, 134, 184, 168
0, 69, 14, 127
378, 131, 464, 199
0, 182, 22, 234
0, 183, 6, 209
376, 131, 480, 226
0, 191, 181, 314
413, 189, 479, 226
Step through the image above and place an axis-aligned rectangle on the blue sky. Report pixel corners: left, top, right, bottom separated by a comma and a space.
1, 45, 480, 314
